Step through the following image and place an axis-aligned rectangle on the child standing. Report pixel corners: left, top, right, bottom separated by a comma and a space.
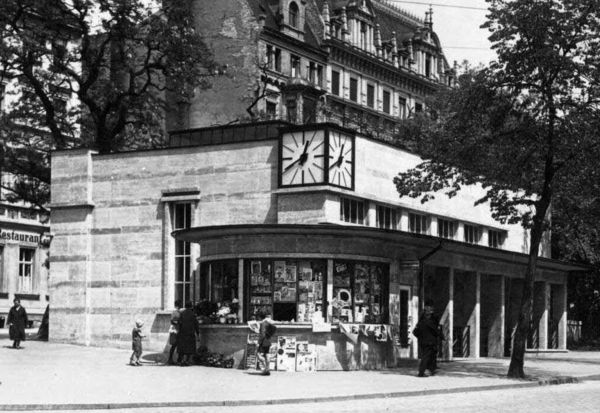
130, 319, 145, 366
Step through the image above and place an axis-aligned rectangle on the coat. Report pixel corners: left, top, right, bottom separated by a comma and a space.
412, 315, 440, 346
7, 305, 28, 341
177, 308, 198, 355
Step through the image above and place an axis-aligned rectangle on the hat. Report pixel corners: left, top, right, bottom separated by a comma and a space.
135, 319, 144, 328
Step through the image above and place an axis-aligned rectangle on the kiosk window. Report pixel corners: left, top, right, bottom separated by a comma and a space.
332, 260, 389, 324
246, 259, 326, 322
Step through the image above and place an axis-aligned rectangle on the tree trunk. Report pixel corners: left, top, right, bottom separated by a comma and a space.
507, 203, 550, 378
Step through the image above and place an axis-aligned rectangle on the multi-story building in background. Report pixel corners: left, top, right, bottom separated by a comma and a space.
171, 0, 454, 140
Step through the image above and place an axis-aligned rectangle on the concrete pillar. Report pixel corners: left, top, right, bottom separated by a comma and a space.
326, 259, 334, 322
474, 272, 481, 358
367, 203, 376, 228
558, 283, 567, 349
536, 282, 550, 350
238, 259, 244, 321
446, 268, 454, 360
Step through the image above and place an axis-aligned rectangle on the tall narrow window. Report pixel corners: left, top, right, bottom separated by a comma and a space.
415, 102, 423, 113
349, 77, 358, 102
274, 48, 282, 72
331, 70, 340, 96
366, 84, 375, 108
173, 203, 192, 306
316, 65, 323, 87
398, 96, 407, 119
290, 55, 301, 78
383, 90, 391, 114
409, 213, 428, 234
464, 224, 481, 244
288, 2, 299, 28
425, 53, 432, 77
18, 248, 34, 293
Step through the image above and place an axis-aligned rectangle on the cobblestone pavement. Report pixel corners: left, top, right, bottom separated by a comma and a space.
14, 381, 600, 413
0, 332, 599, 411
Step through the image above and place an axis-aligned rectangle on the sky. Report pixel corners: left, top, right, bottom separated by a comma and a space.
386, 0, 497, 66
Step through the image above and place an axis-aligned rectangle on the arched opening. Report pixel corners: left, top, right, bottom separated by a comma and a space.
288, 2, 299, 28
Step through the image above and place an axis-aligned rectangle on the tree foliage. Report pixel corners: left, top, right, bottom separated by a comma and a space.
0, 0, 215, 208
393, 0, 600, 377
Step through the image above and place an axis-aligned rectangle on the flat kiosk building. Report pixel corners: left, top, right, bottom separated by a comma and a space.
49, 0, 579, 369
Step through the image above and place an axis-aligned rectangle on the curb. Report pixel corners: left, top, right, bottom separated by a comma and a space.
0, 375, 581, 411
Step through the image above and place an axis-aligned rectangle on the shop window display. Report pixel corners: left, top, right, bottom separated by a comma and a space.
198, 260, 239, 323
332, 260, 388, 324
247, 259, 326, 322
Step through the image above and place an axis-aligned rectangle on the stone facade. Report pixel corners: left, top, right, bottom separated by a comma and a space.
50, 123, 574, 369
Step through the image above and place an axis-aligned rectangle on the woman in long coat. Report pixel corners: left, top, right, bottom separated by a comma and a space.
7, 298, 28, 349
177, 301, 198, 365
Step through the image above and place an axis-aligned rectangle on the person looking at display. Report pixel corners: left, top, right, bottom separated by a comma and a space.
256, 311, 277, 376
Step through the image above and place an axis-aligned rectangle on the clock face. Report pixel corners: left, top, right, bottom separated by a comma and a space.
328, 130, 354, 188
280, 130, 326, 186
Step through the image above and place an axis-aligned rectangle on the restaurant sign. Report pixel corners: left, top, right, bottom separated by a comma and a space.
0, 229, 51, 245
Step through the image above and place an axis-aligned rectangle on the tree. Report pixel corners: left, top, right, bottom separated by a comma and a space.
0, 0, 215, 209
392, 0, 600, 378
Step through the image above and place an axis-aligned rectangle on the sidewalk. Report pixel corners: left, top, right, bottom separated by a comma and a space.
0, 330, 599, 411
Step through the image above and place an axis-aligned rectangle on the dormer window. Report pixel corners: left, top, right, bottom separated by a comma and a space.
289, 2, 299, 28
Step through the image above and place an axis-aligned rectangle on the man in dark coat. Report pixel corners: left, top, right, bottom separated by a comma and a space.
412, 304, 442, 377
7, 298, 28, 349
177, 301, 198, 366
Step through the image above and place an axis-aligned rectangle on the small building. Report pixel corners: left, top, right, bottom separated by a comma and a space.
49, 121, 579, 369
0, 197, 51, 327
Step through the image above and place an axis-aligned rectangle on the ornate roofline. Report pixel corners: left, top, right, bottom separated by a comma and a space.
372, 0, 424, 28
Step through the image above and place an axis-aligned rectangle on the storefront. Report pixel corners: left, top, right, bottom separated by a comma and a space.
170, 224, 579, 370
0, 206, 51, 328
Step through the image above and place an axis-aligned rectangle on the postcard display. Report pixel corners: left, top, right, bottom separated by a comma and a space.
332, 262, 385, 324
248, 260, 325, 323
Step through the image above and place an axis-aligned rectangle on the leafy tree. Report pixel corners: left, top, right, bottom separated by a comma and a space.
393, 0, 600, 378
0, 0, 215, 209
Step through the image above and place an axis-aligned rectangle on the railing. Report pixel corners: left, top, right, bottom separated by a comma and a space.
453, 326, 470, 358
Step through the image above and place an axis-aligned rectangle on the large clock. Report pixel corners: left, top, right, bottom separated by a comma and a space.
328, 130, 354, 189
279, 127, 354, 189
280, 129, 326, 186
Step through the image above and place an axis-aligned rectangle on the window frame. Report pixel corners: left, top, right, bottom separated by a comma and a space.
290, 54, 301, 78
331, 70, 340, 96
464, 224, 481, 244
173, 203, 193, 306
288, 1, 299, 28
376, 204, 397, 230
349, 77, 358, 102
488, 229, 505, 248
366, 83, 375, 108
437, 218, 456, 240
340, 197, 367, 225
382, 89, 391, 114
18, 247, 35, 293
408, 212, 429, 235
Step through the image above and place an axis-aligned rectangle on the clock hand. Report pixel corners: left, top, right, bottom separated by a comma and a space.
284, 141, 310, 172
329, 144, 345, 169
299, 141, 310, 165
284, 157, 302, 172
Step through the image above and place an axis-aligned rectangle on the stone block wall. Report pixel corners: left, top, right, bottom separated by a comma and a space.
50, 142, 279, 346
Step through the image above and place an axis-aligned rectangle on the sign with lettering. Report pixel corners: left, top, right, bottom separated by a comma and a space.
0, 229, 50, 246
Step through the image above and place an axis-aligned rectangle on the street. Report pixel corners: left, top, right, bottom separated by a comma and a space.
14, 381, 600, 413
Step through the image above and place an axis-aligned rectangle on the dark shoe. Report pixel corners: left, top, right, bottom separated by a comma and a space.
260, 370, 271, 376
417, 373, 425, 377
